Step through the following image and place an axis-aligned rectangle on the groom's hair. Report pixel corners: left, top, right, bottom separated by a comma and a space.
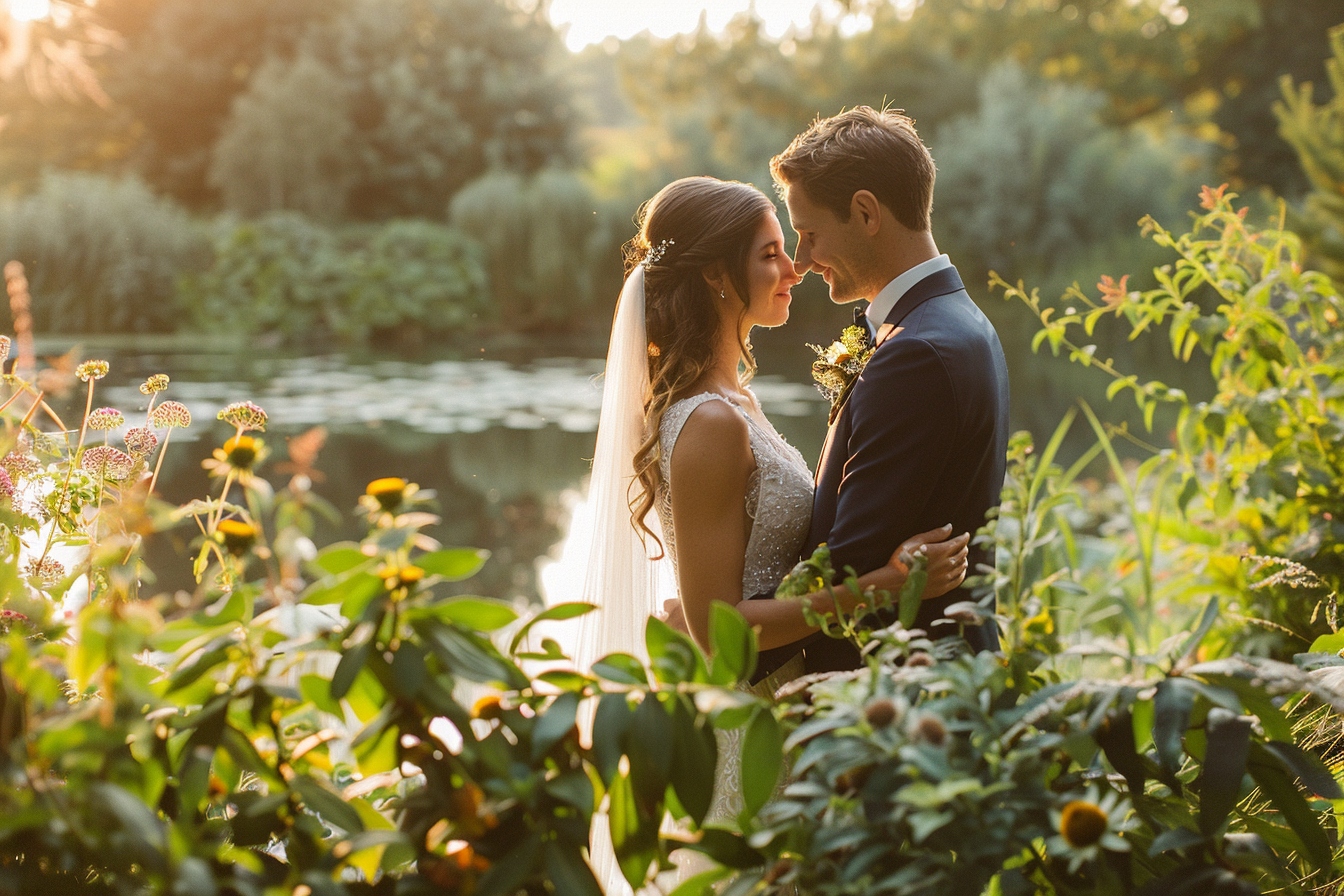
771, 105, 935, 232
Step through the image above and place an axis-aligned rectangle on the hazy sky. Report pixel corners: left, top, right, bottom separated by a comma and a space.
547, 0, 870, 51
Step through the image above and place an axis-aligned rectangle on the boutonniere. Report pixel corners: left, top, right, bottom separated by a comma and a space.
807, 323, 874, 413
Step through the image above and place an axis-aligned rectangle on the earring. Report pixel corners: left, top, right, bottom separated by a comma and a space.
720, 289, 726, 299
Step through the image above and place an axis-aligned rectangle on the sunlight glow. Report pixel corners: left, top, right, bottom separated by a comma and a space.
7, 0, 51, 23
548, 0, 865, 51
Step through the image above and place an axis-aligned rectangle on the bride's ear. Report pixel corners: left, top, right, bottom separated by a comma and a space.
701, 263, 727, 297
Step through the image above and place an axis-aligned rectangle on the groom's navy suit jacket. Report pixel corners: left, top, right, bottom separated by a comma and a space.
757, 265, 1010, 677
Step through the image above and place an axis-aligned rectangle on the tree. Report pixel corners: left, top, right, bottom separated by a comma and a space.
1276, 25, 1344, 284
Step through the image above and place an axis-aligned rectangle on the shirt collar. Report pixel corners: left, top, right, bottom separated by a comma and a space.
864, 254, 953, 325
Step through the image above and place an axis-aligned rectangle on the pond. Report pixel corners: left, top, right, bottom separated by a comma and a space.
73, 334, 833, 604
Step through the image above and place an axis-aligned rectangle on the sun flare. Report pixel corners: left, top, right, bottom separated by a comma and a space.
7, 0, 51, 23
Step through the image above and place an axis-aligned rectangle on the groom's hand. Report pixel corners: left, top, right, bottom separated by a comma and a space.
896, 526, 971, 600
661, 599, 689, 635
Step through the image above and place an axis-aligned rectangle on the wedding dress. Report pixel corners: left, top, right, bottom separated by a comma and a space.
655, 391, 812, 823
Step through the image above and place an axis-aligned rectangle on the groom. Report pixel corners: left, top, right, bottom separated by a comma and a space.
762, 105, 1010, 675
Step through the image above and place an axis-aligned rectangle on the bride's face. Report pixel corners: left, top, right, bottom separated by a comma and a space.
739, 213, 801, 331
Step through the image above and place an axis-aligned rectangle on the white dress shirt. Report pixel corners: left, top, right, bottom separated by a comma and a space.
864, 254, 953, 327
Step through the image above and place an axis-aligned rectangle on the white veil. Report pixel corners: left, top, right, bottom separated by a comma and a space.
568, 264, 672, 671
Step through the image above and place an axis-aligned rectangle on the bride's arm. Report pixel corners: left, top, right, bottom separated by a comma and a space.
668, 403, 971, 652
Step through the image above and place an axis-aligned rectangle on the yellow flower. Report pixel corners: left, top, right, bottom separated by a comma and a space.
1059, 800, 1108, 848
378, 563, 425, 593
366, 477, 408, 511
75, 360, 109, 382
470, 694, 504, 721
203, 435, 268, 483
215, 519, 259, 556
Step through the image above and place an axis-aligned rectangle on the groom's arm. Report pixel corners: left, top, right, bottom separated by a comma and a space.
825, 337, 956, 579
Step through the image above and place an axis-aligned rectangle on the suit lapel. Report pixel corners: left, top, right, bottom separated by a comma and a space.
823, 266, 966, 426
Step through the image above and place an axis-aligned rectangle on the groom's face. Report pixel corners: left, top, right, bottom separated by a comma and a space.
783, 185, 872, 304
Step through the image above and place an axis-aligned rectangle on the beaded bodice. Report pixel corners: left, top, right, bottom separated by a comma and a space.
656, 391, 814, 601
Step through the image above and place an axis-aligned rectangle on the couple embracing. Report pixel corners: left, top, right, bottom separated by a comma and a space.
572, 105, 1010, 884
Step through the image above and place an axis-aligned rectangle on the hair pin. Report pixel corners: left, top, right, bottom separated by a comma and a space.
641, 238, 675, 269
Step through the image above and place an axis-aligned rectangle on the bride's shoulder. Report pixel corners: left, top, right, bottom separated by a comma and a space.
661, 392, 748, 454
666, 397, 752, 483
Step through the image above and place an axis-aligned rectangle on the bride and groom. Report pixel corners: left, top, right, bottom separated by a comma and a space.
575, 105, 1008, 682
571, 105, 1009, 888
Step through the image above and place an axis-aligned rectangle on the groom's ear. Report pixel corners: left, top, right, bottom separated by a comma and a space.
851, 190, 883, 235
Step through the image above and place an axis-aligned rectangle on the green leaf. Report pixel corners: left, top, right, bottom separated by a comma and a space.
544, 770, 595, 813
669, 694, 717, 826
1152, 678, 1196, 775
626, 694, 674, 810
416, 619, 527, 688
898, 563, 928, 630
311, 544, 372, 576
331, 632, 374, 701
537, 843, 602, 896
1259, 740, 1343, 799
592, 653, 648, 685
667, 867, 734, 896
592, 692, 634, 785
531, 691, 580, 762
417, 596, 517, 632
707, 601, 756, 685
1095, 709, 1145, 795
1199, 708, 1252, 835
608, 769, 658, 889
1247, 741, 1334, 872
300, 673, 343, 717
1171, 597, 1219, 667
646, 616, 705, 685
301, 570, 380, 608
1308, 631, 1344, 655
293, 774, 364, 834
1147, 826, 1206, 855
739, 707, 783, 820
474, 837, 542, 896
414, 547, 489, 581
390, 644, 427, 699
508, 601, 596, 655
684, 827, 764, 869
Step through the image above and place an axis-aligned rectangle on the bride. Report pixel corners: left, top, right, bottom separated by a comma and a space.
572, 175, 968, 890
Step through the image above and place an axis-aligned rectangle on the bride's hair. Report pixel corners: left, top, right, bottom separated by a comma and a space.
622, 176, 775, 552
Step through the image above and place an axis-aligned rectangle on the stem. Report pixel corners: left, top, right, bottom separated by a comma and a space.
147, 428, 173, 495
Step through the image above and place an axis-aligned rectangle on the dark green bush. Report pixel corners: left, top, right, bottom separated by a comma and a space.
0, 172, 208, 333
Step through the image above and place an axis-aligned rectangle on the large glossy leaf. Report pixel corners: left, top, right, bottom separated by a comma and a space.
293, 774, 364, 834
592, 692, 634, 785
1094, 708, 1145, 795
415, 619, 527, 688
531, 691, 580, 762
1152, 678, 1196, 775
310, 543, 372, 576
331, 631, 374, 701
646, 617, 706, 685
509, 602, 596, 655
541, 841, 603, 896
1247, 741, 1334, 872
1199, 708, 1252, 835
626, 694, 673, 811
413, 596, 517, 632
608, 769, 659, 889
707, 601, 756, 685
592, 653, 648, 685
740, 707, 783, 821
1259, 740, 1343, 799
415, 548, 490, 581
669, 694, 717, 826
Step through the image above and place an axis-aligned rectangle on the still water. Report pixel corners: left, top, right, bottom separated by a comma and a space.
88, 341, 831, 603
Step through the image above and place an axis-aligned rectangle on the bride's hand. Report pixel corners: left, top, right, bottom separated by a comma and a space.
660, 598, 689, 635
889, 525, 971, 600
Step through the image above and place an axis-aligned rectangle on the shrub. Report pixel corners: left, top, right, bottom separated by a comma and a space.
183, 213, 490, 346
0, 173, 208, 333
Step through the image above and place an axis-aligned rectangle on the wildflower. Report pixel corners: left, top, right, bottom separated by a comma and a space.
149, 400, 192, 429
1047, 786, 1134, 872
0, 608, 27, 630
1, 451, 38, 480
905, 651, 934, 668
1198, 183, 1229, 211
23, 556, 64, 586
81, 446, 135, 481
864, 698, 898, 728
0, 335, 9, 364
366, 477, 408, 512
139, 374, 170, 395
1097, 274, 1130, 308
203, 435, 267, 483
908, 712, 947, 747
0, 468, 12, 502
470, 695, 504, 721
215, 518, 259, 556
86, 407, 125, 432
218, 400, 267, 432
123, 427, 158, 458
379, 563, 425, 594
75, 360, 109, 382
